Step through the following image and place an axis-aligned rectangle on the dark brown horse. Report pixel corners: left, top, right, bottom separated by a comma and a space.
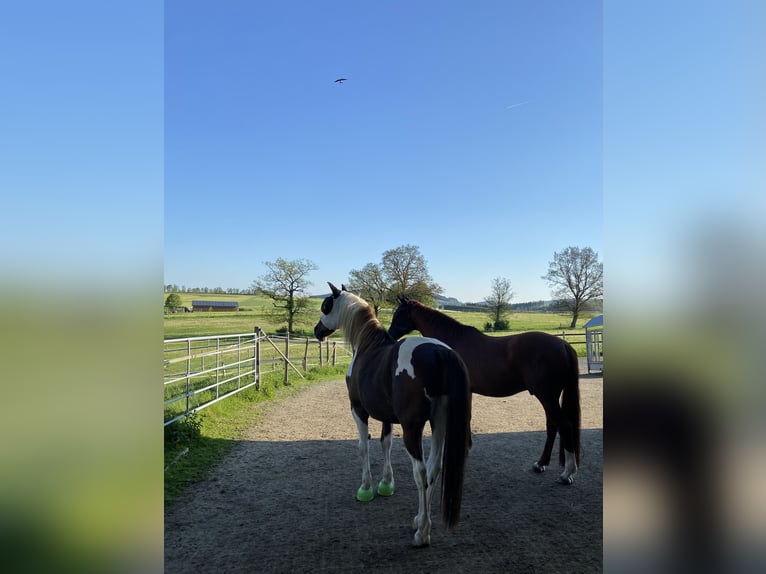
314, 283, 472, 546
388, 296, 581, 484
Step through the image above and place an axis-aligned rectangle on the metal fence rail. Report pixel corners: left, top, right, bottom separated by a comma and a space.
163, 328, 353, 426
164, 328, 591, 426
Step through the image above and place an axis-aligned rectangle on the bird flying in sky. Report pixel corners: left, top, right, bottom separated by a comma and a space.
334, 78, 347, 84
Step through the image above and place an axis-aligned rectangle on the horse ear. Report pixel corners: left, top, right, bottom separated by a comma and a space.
341, 284, 348, 291
397, 294, 410, 304
328, 282, 341, 297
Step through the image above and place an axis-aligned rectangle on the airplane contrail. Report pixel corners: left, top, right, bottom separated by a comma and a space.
505, 100, 529, 110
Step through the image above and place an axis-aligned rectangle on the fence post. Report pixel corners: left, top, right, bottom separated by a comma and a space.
216, 337, 220, 399
185, 339, 191, 418
284, 331, 290, 386
254, 326, 261, 390
318, 341, 323, 367
303, 338, 309, 370
237, 335, 242, 389
332, 341, 337, 366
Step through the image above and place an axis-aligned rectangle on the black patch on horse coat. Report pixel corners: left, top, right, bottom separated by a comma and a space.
321, 295, 333, 315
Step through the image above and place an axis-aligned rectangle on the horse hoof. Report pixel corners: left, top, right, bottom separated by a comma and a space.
533, 462, 546, 473
557, 475, 574, 485
412, 532, 430, 547
377, 480, 395, 497
356, 485, 375, 501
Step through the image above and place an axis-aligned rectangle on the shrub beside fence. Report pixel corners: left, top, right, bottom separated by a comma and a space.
163, 327, 353, 426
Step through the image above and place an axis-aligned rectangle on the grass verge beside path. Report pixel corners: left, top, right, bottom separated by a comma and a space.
164, 365, 348, 503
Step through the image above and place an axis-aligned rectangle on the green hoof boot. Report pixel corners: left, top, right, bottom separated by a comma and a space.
377, 480, 395, 497
356, 485, 375, 502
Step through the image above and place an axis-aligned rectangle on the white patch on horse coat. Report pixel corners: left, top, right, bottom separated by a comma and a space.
561, 449, 578, 482
396, 337, 451, 379
347, 352, 356, 378
352, 408, 372, 490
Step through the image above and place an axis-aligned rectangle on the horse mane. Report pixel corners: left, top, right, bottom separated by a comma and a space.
411, 299, 482, 338
339, 291, 393, 348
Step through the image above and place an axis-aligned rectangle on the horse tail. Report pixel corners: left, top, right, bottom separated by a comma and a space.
439, 349, 472, 531
559, 342, 582, 466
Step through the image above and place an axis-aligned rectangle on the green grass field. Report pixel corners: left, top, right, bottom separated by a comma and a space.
163, 292, 596, 339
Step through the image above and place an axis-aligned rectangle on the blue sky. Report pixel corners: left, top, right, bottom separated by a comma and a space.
1, 0, 761, 307
164, 1, 603, 302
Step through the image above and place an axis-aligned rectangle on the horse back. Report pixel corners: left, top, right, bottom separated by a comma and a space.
505, 331, 576, 392
443, 330, 573, 397
390, 337, 471, 431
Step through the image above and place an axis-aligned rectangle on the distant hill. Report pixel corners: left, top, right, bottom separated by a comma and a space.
306, 292, 601, 314
433, 295, 461, 306
436, 295, 559, 312
510, 300, 554, 312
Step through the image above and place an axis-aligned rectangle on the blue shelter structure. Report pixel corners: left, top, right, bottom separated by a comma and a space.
583, 315, 603, 373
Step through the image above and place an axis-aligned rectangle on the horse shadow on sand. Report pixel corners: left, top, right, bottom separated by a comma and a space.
165, 428, 603, 574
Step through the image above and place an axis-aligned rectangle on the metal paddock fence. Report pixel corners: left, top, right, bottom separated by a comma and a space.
163, 327, 353, 426
164, 328, 595, 426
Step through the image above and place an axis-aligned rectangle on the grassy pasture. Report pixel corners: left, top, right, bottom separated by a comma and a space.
163, 292, 596, 339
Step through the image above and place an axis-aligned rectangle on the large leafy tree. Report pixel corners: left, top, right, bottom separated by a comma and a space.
253, 258, 318, 333
164, 293, 182, 310
347, 263, 389, 316
348, 244, 442, 313
485, 277, 513, 330
381, 244, 442, 304
542, 246, 603, 328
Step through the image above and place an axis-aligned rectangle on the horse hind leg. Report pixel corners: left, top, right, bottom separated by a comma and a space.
533, 410, 558, 474
534, 401, 577, 484
556, 418, 578, 485
403, 426, 431, 547
377, 422, 395, 496
557, 449, 578, 485
351, 406, 375, 501
425, 396, 448, 509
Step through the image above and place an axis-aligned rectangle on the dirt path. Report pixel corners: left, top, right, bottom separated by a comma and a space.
165, 366, 602, 573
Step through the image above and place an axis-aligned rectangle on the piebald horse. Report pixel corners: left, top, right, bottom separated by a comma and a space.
389, 296, 581, 485
314, 283, 472, 547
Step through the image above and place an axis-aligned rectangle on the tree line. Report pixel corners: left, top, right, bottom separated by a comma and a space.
165, 244, 603, 331
164, 285, 255, 295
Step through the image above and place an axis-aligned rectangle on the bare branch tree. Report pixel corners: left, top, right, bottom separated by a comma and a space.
542, 246, 603, 328
485, 277, 514, 330
253, 258, 318, 333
